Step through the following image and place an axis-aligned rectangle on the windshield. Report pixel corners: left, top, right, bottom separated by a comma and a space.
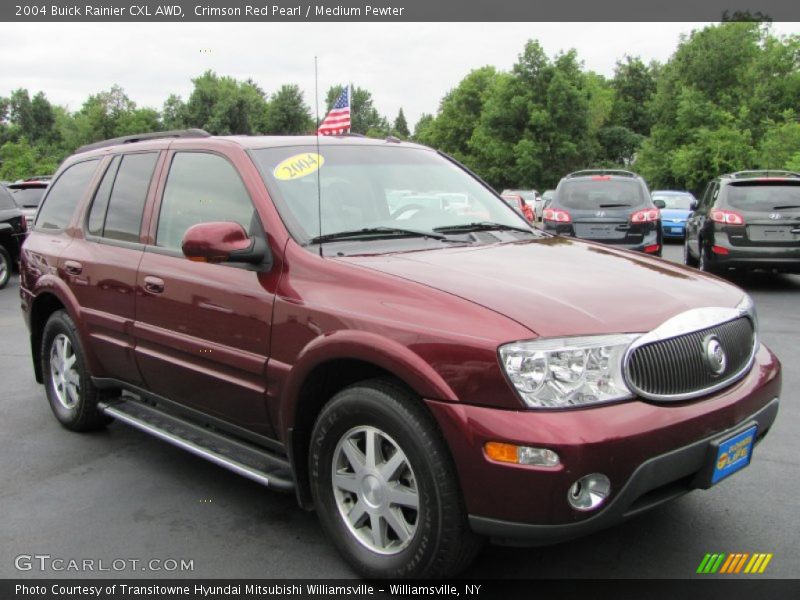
250, 145, 530, 243
10, 187, 46, 208
725, 182, 800, 211
557, 179, 647, 210
652, 193, 694, 209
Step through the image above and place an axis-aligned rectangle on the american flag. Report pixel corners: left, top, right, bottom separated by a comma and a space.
318, 86, 351, 135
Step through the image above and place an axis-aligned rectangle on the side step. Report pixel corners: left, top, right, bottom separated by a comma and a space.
97, 398, 295, 492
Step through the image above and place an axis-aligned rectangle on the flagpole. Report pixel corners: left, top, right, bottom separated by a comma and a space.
315, 57, 323, 257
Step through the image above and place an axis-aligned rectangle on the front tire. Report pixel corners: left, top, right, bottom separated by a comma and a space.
41, 310, 112, 432
0, 246, 10, 289
309, 379, 482, 578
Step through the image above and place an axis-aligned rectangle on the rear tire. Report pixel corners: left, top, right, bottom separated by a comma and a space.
41, 310, 112, 432
698, 243, 717, 274
683, 237, 698, 268
309, 379, 482, 578
0, 246, 10, 289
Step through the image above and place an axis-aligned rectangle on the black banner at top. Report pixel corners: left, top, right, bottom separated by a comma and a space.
3, 0, 800, 22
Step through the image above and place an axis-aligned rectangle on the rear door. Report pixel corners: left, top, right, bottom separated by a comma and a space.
64, 151, 163, 385
133, 148, 276, 437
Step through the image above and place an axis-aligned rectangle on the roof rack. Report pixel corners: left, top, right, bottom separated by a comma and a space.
75, 129, 211, 154
726, 170, 800, 179
566, 169, 638, 179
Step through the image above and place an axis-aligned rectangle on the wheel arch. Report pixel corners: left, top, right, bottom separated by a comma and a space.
281, 331, 459, 509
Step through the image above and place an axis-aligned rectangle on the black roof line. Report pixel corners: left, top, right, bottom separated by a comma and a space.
75, 129, 211, 154
565, 169, 639, 179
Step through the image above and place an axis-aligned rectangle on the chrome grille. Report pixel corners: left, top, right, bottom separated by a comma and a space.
625, 317, 756, 401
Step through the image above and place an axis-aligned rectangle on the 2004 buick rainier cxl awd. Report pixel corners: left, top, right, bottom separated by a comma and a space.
20, 130, 780, 578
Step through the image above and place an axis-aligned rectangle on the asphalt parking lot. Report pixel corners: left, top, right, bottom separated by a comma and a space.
1, 241, 798, 579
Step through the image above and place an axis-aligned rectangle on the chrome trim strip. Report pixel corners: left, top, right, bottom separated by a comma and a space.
99, 404, 273, 487
623, 302, 758, 402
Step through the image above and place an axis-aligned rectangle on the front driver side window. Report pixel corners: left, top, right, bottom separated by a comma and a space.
156, 152, 256, 250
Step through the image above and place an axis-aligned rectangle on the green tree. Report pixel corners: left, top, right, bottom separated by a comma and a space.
183, 71, 268, 135
263, 85, 313, 134
609, 56, 657, 136
392, 108, 410, 139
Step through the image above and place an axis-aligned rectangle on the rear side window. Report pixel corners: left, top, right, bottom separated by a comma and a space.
10, 187, 46, 208
87, 153, 158, 243
724, 182, 800, 212
0, 187, 15, 209
156, 152, 255, 250
36, 160, 99, 230
557, 179, 647, 210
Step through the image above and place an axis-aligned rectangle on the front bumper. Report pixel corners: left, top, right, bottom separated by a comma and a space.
425, 343, 780, 544
469, 397, 778, 545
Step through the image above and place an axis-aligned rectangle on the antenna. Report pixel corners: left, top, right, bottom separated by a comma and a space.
315, 56, 323, 257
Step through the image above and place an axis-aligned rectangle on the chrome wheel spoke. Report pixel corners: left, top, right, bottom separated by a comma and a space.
387, 484, 419, 509
364, 428, 380, 469
384, 508, 412, 543
348, 499, 368, 527
334, 472, 360, 494
341, 439, 366, 474
379, 451, 405, 481
369, 513, 386, 548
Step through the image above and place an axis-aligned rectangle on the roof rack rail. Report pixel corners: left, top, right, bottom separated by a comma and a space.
75, 129, 211, 154
566, 169, 638, 179
726, 170, 800, 179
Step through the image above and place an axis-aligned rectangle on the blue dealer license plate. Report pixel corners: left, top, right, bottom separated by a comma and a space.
711, 426, 757, 485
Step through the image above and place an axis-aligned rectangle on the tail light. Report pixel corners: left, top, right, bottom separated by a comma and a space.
543, 208, 572, 223
710, 209, 745, 225
643, 244, 661, 254
630, 209, 660, 223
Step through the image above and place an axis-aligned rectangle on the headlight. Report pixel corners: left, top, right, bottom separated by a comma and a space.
499, 334, 640, 409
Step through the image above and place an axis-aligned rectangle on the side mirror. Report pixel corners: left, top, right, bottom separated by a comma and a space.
181, 221, 267, 265
653, 199, 666, 209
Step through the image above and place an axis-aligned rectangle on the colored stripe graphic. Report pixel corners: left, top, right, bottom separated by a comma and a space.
700, 553, 773, 574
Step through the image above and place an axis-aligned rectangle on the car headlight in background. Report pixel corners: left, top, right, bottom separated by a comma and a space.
499, 334, 640, 408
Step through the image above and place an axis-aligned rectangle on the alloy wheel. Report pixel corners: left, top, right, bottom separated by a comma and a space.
331, 425, 419, 555
49, 333, 80, 409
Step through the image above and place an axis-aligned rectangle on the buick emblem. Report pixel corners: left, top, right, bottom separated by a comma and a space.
769, 213, 782, 220
703, 335, 727, 376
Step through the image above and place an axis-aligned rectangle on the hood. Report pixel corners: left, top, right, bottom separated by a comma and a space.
338, 237, 744, 338
660, 208, 692, 221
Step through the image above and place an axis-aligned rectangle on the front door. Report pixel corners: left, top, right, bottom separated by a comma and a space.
134, 150, 276, 437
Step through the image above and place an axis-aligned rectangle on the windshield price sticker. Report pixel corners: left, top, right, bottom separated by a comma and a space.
274, 153, 324, 181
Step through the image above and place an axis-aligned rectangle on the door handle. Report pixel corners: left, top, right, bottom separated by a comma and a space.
143, 276, 165, 294
64, 260, 83, 275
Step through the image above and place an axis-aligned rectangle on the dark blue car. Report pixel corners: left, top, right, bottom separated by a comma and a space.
652, 190, 697, 239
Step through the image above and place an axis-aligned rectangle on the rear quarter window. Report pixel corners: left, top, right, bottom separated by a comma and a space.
36, 160, 99, 230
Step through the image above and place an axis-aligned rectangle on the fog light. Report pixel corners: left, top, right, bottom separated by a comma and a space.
484, 442, 560, 467
567, 473, 611, 511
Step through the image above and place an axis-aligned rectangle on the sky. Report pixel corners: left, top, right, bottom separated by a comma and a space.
1, 22, 798, 129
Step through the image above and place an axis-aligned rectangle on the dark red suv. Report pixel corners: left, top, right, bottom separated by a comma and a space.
20, 131, 781, 578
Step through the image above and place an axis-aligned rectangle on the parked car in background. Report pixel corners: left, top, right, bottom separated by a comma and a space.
20, 131, 780, 578
685, 170, 800, 274
543, 169, 662, 256
652, 190, 697, 239
0, 185, 27, 288
501, 192, 535, 222
502, 189, 542, 220
8, 181, 48, 228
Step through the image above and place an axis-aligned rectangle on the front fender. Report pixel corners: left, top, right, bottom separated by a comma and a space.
277, 329, 458, 434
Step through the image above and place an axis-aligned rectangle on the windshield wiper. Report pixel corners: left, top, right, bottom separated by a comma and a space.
772, 205, 800, 210
309, 226, 447, 244
598, 203, 632, 208
433, 221, 534, 234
